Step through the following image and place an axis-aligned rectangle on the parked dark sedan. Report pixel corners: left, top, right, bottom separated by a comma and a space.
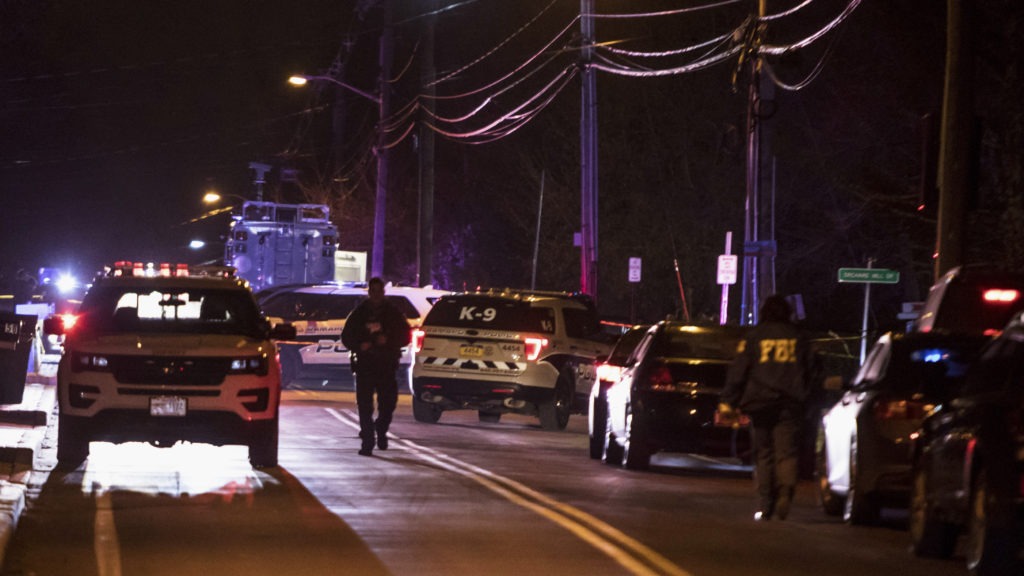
588, 324, 648, 459
816, 331, 988, 524
603, 322, 749, 470
910, 311, 1024, 575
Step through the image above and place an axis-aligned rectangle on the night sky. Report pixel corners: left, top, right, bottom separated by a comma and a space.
1, 1, 1020, 330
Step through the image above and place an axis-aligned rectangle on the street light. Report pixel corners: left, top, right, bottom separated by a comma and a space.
289, 69, 390, 280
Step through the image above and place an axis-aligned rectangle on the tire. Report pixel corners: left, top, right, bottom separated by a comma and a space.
538, 370, 573, 431
56, 413, 90, 466
909, 466, 957, 558
412, 397, 442, 424
280, 347, 301, 389
844, 439, 880, 525
816, 431, 844, 516
478, 411, 501, 424
622, 408, 651, 470
248, 415, 279, 468
588, 392, 608, 460
966, 469, 1021, 575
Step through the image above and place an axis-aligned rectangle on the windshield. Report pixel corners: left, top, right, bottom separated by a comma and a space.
77, 285, 266, 337
261, 292, 422, 322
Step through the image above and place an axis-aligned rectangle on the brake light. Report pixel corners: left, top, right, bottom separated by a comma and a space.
411, 329, 425, 353
60, 313, 79, 331
524, 337, 548, 361
596, 363, 623, 383
644, 364, 675, 391
873, 398, 933, 421
983, 288, 1020, 303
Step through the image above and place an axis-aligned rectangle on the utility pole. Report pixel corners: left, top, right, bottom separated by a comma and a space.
739, 0, 766, 325
580, 0, 599, 299
371, 0, 393, 279
417, 0, 437, 288
935, 0, 972, 279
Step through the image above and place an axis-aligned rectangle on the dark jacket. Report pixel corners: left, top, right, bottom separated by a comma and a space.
721, 321, 813, 414
340, 299, 411, 374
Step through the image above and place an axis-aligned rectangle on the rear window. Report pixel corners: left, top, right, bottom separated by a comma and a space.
650, 327, 746, 361
261, 293, 363, 321
424, 297, 556, 334
933, 282, 1024, 336
867, 340, 983, 397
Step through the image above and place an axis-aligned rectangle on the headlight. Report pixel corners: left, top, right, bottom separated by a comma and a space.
228, 355, 268, 376
70, 352, 110, 372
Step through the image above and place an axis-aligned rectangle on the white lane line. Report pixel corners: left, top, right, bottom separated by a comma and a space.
94, 491, 122, 576
325, 408, 693, 576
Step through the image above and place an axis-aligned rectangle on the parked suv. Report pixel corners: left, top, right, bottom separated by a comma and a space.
914, 265, 1024, 337
47, 262, 296, 468
259, 283, 449, 387
410, 289, 612, 430
910, 311, 1024, 574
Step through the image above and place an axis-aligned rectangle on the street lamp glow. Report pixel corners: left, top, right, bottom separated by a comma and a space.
189, 240, 206, 250
203, 192, 222, 204
287, 75, 309, 87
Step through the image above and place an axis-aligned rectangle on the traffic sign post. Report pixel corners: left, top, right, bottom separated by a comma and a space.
838, 263, 900, 364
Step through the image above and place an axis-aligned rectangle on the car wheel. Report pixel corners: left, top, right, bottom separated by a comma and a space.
412, 397, 442, 424
280, 347, 301, 388
588, 391, 608, 460
815, 429, 843, 516
844, 437, 880, 525
538, 370, 573, 431
478, 410, 501, 423
966, 469, 1021, 575
909, 466, 956, 558
248, 415, 279, 468
622, 408, 651, 470
56, 413, 90, 466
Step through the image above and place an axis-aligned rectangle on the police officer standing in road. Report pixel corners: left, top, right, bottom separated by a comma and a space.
720, 295, 813, 521
341, 277, 411, 456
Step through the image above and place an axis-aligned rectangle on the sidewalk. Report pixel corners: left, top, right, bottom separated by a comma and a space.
0, 374, 58, 567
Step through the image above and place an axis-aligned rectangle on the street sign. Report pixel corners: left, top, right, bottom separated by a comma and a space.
628, 257, 642, 283
717, 255, 738, 285
838, 268, 900, 284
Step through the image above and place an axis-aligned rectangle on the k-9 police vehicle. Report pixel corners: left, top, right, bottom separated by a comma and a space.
410, 289, 612, 430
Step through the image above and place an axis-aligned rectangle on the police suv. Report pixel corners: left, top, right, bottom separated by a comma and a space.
259, 283, 449, 387
410, 289, 611, 430
46, 262, 296, 468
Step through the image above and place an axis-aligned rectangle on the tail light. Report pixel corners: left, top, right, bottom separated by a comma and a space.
873, 398, 934, 421
642, 363, 675, 392
524, 337, 548, 361
411, 329, 425, 353
596, 362, 623, 384
60, 313, 79, 331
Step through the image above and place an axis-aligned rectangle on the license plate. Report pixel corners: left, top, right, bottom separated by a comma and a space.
150, 396, 187, 417
459, 345, 485, 358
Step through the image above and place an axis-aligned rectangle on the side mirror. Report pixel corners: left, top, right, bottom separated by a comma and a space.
269, 322, 297, 340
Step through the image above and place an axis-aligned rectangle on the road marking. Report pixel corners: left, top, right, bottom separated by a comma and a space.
94, 491, 122, 576
325, 407, 692, 576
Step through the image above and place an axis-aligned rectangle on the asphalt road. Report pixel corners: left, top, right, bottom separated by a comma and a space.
1, 390, 970, 576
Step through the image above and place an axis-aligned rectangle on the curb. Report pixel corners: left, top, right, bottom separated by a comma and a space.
0, 377, 58, 569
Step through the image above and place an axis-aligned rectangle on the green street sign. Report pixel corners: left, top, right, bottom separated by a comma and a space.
838, 268, 900, 284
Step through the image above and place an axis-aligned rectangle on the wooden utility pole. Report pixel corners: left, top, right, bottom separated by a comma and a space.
935, 0, 973, 279
580, 0, 598, 299
417, 0, 437, 287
